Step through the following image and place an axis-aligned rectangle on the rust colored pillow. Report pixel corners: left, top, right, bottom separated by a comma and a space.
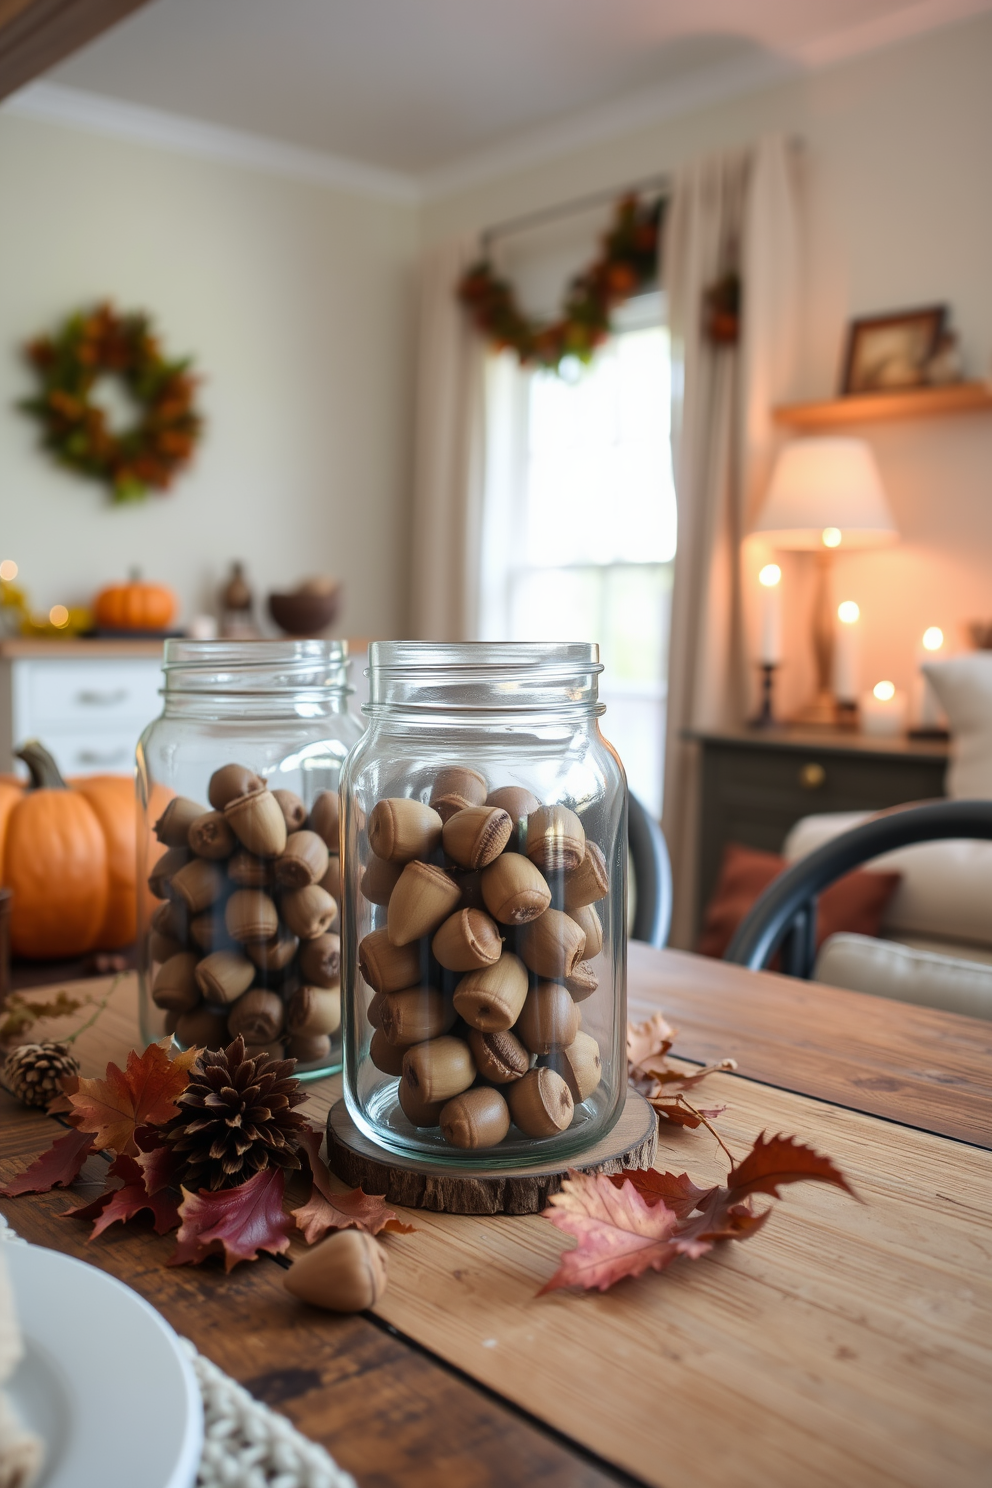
698, 841, 902, 961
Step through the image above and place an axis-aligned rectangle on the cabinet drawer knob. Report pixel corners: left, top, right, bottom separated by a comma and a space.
800, 762, 826, 790
76, 689, 128, 707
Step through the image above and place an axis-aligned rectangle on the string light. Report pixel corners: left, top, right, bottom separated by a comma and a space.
837, 601, 860, 624
758, 564, 781, 587
49, 605, 69, 628
0, 560, 18, 581
922, 627, 944, 652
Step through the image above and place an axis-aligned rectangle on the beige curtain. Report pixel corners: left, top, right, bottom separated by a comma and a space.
409, 237, 486, 640
661, 136, 800, 948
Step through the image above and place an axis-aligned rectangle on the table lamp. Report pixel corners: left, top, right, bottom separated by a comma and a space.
750, 437, 898, 725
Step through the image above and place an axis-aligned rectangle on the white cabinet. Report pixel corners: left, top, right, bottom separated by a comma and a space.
0, 643, 164, 778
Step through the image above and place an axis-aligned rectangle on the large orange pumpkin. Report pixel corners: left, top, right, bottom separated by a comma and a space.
94, 577, 176, 631
0, 741, 158, 958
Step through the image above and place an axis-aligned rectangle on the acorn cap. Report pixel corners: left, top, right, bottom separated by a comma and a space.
524, 804, 585, 874
441, 806, 512, 871
467, 1027, 530, 1084
562, 841, 609, 910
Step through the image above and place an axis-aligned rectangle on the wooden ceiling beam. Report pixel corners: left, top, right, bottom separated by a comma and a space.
0, 0, 149, 102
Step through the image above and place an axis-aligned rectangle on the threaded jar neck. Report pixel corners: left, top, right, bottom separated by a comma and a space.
160, 639, 352, 718
366, 642, 604, 717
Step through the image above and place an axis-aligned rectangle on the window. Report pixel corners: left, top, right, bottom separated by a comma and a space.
479, 294, 676, 816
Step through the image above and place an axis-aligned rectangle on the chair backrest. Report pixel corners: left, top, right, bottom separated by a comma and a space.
725, 799, 992, 977
628, 791, 672, 948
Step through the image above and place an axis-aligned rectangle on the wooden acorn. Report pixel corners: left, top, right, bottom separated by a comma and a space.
358, 929, 422, 994
429, 766, 488, 823
272, 788, 308, 832
361, 854, 403, 906
152, 953, 201, 1013
281, 884, 336, 940
569, 903, 603, 959
541, 1031, 602, 1102
308, 790, 340, 851
431, 908, 502, 972
150, 931, 185, 963
174, 1005, 230, 1050
368, 798, 442, 864
467, 1027, 530, 1084
286, 1033, 332, 1064
366, 988, 386, 1029
194, 950, 256, 1005
402, 1036, 476, 1105
224, 787, 287, 858
398, 1078, 445, 1128
379, 986, 456, 1047
148, 846, 189, 900
453, 954, 528, 1032
517, 908, 585, 980
387, 861, 461, 947
441, 806, 512, 871
297, 932, 340, 987
248, 927, 300, 973
565, 961, 599, 1001
274, 830, 330, 890
453, 870, 486, 911
524, 805, 585, 874
189, 910, 234, 954
227, 852, 273, 889
439, 1087, 511, 1149
154, 796, 207, 848
287, 985, 342, 1036
515, 982, 580, 1055
168, 857, 226, 915
208, 763, 264, 811
480, 854, 551, 925
152, 899, 188, 941
507, 1067, 574, 1138
562, 841, 609, 910
225, 889, 279, 943
187, 810, 237, 860
370, 1027, 406, 1075
486, 786, 540, 831
227, 988, 284, 1043
284, 1229, 387, 1313
319, 854, 342, 902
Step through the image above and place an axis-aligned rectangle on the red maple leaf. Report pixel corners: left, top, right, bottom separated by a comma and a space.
538, 1173, 693, 1293
0, 1127, 95, 1196
170, 1167, 293, 1271
608, 1167, 714, 1219
292, 1124, 414, 1242
63, 1152, 180, 1238
723, 1131, 857, 1205
133, 1126, 184, 1196
68, 1041, 198, 1155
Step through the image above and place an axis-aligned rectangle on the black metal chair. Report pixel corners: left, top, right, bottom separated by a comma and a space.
725, 799, 992, 978
628, 791, 672, 948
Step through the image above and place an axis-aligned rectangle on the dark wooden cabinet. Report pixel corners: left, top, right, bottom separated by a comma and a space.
693, 728, 949, 935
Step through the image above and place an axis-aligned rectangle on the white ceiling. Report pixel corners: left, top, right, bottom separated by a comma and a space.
34, 0, 992, 190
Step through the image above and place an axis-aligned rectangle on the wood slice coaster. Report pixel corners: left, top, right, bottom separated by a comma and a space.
326, 1088, 657, 1215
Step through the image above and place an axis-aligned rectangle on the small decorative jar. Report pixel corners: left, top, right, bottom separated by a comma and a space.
137, 639, 363, 1078
340, 642, 627, 1165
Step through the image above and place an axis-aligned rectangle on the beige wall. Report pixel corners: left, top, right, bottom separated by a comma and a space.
0, 114, 418, 639
425, 14, 992, 712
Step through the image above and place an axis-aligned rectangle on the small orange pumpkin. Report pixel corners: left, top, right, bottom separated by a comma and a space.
0, 741, 159, 959
94, 575, 176, 631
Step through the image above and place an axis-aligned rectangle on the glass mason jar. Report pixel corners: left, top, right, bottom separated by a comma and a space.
137, 639, 364, 1078
341, 641, 627, 1166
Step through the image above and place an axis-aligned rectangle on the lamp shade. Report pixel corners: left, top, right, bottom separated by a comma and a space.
751, 437, 898, 550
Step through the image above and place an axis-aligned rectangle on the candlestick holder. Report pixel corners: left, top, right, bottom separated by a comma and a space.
749, 663, 779, 728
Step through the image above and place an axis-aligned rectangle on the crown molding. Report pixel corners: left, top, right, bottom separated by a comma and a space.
794, 0, 991, 67
1, 81, 421, 203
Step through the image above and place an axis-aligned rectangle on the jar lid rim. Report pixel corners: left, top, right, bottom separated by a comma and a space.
163, 638, 348, 668
368, 641, 603, 674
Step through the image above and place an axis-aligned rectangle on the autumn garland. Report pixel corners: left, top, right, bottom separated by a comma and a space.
20, 303, 203, 504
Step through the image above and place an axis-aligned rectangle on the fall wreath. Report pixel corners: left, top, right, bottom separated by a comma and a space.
20, 302, 203, 503
458, 192, 664, 371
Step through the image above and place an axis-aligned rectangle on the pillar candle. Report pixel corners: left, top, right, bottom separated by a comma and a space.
758, 564, 782, 665
861, 681, 908, 737
834, 601, 860, 705
913, 627, 946, 730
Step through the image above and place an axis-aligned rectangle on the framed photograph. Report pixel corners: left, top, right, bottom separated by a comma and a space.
840, 305, 946, 395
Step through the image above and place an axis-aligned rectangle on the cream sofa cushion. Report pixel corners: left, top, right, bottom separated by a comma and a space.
814, 932, 992, 1020
923, 653, 992, 799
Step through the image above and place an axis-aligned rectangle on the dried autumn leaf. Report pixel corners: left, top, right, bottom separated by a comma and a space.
46, 1071, 80, 1116
170, 1166, 293, 1271
133, 1125, 185, 1196
538, 1173, 697, 1294
626, 1013, 675, 1071
723, 1131, 856, 1205
63, 1152, 180, 1238
608, 1167, 714, 1218
0, 1127, 95, 1196
293, 1125, 414, 1240
68, 1040, 199, 1155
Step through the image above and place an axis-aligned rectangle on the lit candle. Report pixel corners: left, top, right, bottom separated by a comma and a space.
861, 679, 908, 737
834, 601, 860, 704
758, 564, 782, 664
914, 626, 946, 730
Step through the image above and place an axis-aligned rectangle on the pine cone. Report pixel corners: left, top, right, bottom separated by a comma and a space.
164, 1035, 308, 1191
3, 1042, 79, 1109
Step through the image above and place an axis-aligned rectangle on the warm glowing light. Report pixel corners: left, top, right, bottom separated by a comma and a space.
0, 560, 17, 581
838, 601, 860, 625
873, 680, 896, 702
922, 626, 944, 652
758, 564, 781, 588
49, 605, 69, 628
822, 527, 842, 548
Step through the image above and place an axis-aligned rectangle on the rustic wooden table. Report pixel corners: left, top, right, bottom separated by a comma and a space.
2, 951, 990, 1487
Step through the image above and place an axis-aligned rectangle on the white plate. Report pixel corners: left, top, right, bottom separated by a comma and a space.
4, 1243, 203, 1488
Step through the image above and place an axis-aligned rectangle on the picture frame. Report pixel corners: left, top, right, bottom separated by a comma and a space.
840, 305, 946, 395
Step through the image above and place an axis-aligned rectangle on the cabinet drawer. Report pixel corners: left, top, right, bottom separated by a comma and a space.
17, 659, 162, 730
39, 728, 142, 777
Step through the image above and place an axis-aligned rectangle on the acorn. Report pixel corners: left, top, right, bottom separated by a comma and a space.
148, 846, 189, 899
152, 953, 201, 1013
440, 1087, 511, 1149
284, 1229, 387, 1313
287, 985, 341, 1038
308, 790, 340, 851
248, 927, 300, 973
152, 899, 188, 941
286, 1033, 333, 1065
272, 788, 308, 832
429, 766, 488, 822
149, 931, 185, 964
402, 1036, 475, 1105
187, 810, 237, 860
169, 857, 227, 914
368, 798, 442, 864
242, 1041, 286, 1062
281, 884, 336, 940
189, 910, 234, 954
508, 1067, 574, 1137
565, 961, 599, 1001
319, 854, 342, 902
480, 854, 551, 925
452, 953, 528, 1032
569, 903, 603, 959
541, 1031, 602, 1102
387, 862, 461, 947
208, 763, 264, 811
467, 1028, 529, 1085
524, 805, 585, 874
442, 806, 512, 871
361, 855, 403, 907
562, 841, 609, 910
274, 830, 330, 890
225, 889, 279, 943
379, 986, 455, 1047
297, 932, 340, 988
366, 988, 386, 1029
517, 908, 585, 980
227, 988, 284, 1043
370, 1027, 406, 1075
227, 852, 273, 889
154, 796, 207, 848
174, 1005, 230, 1050
358, 929, 422, 994
398, 1077, 445, 1127
515, 982, 580, 1055
194, 950, 255, 1006
431, 908, 502, 972
224, 787, 287, 858
486, 786, 540, 831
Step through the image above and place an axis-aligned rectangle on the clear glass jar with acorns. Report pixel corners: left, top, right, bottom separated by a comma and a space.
340, 642, 627, 1165
137, 639, 364, 1077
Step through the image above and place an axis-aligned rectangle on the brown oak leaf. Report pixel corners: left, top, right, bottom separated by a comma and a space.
292, 1124, 415, 1241
63, 1152, 180, 1238
626, 1013, 675, 1071
170, 1166, 293, 1271
538, 1172, 705, 1293
0, 1127, 95, 1196
68, 1040, 198, 1155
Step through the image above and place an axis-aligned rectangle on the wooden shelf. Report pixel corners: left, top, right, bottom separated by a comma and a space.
773, 380, 992, 430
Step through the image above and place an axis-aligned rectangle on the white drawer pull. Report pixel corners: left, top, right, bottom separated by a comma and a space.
76, 749, 131, 767
75, 689, 129, 707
